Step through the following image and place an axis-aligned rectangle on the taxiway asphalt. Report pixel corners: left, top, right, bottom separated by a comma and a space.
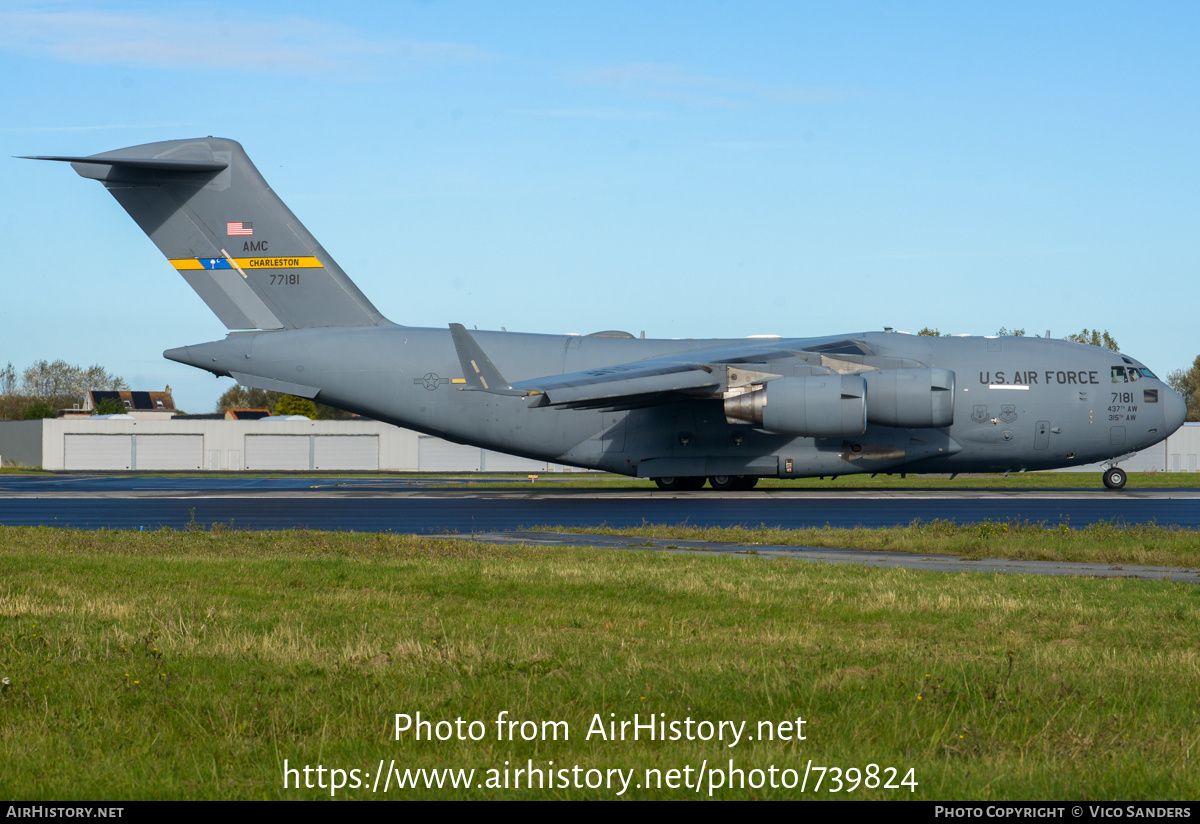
0, 474, 1197, 532
4, 474, 1198, 583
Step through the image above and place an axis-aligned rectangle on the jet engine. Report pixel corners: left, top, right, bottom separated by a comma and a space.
724, 374, 867, 437
862, 367, 955, 428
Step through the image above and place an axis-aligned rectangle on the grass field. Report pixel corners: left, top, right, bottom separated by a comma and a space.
548, 520, 1200, 568
2, 525, 1199, 800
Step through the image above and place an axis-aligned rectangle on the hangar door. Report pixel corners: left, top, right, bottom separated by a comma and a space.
137, 435, 203, 470
314, 435, 379, 471
65, 434, 132, 470
418, 436, 480, 471
482, 449, 547, 472
245, 435, 311, 470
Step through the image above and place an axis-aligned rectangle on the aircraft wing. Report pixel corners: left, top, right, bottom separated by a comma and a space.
450, 324, 885, 409
509, 343, 820, 409
510, 360, 723, 406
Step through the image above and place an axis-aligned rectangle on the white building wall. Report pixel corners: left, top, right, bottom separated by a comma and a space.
5, 419, 1197, 474
33, 418, 422, 471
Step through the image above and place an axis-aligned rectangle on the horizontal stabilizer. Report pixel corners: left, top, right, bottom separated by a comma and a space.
21, 155, 228, 173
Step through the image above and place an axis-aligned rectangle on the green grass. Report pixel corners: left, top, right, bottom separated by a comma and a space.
2, 525, 1199, 800
543, 521, 1200, 568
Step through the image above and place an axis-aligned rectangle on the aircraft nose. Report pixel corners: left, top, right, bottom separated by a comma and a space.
1163, 386, 1187, 433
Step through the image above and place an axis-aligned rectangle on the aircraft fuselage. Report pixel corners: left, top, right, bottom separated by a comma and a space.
166, 326, 1185, 480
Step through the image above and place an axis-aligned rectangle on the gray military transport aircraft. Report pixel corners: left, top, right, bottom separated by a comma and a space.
27, 138, 1187, 490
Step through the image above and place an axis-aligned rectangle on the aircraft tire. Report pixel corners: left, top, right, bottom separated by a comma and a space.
709, 475, 759, 491
654, 477, 706, 491
1103, 467, 1127, 490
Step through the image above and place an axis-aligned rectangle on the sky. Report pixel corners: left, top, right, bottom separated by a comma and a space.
1, 1, 1197, 414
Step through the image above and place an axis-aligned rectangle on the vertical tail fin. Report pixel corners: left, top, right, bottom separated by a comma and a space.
27, 137, 387, 330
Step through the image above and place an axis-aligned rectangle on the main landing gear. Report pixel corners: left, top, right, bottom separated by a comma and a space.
653, 477, 705, 491
1102, 466, 1127, 490
653, 476, 759, 491
708, 475, 759, 491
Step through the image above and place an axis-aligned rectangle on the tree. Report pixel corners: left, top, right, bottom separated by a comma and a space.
92, 397, 127, 415
0, 360, 128, 420
17, 360, 127, 406
916, 327, 945, 337
273, 394, 318, 419
216, 385, 280, 412
1166, 355, 1200, 422
21, 401, 58, 420
996, 327, 1026, 337
215, 384, 352, 419
1065, 329, 1119, 352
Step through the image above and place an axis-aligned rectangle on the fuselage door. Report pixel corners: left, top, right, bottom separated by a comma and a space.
1034, 420, 1050, 450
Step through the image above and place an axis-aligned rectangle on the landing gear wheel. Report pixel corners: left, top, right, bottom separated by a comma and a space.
709, 475, 759, 491
654, 477, 706, 491
1103, 467, 1127, 490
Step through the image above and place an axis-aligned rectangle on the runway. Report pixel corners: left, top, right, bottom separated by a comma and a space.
1, 474, 1198, 532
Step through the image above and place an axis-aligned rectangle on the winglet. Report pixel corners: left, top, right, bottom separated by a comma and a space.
449, 324, 524, 395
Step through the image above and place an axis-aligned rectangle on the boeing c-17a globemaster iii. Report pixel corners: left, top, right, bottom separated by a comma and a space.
26, 138, 1187, 490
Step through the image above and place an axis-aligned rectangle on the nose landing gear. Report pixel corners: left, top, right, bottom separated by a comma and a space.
1102, 466, 1127, 490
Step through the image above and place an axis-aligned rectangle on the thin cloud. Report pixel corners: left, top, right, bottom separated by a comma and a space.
0, 8, 493, 76
574, 62, 860, 107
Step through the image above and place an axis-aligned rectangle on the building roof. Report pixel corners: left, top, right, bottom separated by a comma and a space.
88, 389, 176, 412
225, 409, 272, 420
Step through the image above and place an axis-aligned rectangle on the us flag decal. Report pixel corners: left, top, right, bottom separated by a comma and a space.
227, 222, 253, 236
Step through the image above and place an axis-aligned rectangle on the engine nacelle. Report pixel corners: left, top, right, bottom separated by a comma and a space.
725, 374, 867, 437
862, 367, 955, 428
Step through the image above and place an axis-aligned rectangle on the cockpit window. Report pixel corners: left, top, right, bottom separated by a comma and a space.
1112, 365, 1158, 383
